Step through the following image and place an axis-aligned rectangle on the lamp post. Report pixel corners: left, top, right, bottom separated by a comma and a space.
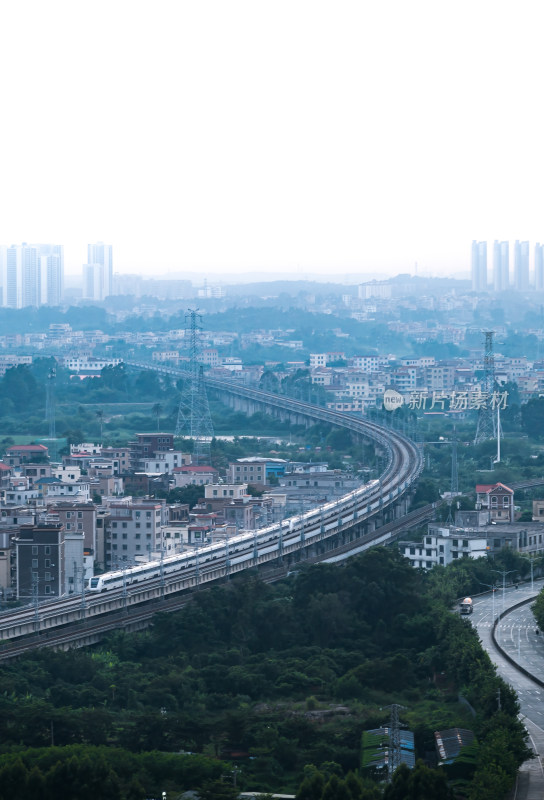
520, 554, 535, 593
479, 581, 496, 622
492, 568, 516, 642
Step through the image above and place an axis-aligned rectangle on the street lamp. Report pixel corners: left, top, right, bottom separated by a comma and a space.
519, 554, 536, 593
492, 568, 517, 605
492, 568, 516, 642
479, 581, 497, 621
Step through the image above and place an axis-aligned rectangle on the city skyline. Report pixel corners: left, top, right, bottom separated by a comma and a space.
1, 2, 544, 280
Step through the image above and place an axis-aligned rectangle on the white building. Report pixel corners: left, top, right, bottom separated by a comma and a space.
141, 451, 191, 473
399, 528, 488, 569
0, 243, 63, 308
84, 242, 113, 300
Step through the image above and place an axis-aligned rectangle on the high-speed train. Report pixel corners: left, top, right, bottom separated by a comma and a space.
88, 479, 382, 592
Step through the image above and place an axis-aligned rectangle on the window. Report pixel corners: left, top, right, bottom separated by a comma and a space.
146, 523, 151, 529
112, 522, 117, 528
453, 539, 458, 547
463, 540, 469, 548
45, 586, 51, 595
77, 512, 83, 519
136, 523, 140, 529
45, 546, 51, 555
135, 534, 141, 539
32, 559, 38, 568
32, 546, 38, 555
122, 523, 127, 529
45, 559, 51, 568
439, 545, 444, 553
409, 547, 415, 555
122, 533, 127, 540
45, 572, 51, 581
426, 549, 432, 556
452, 552, 458, 559
426, 537, 432, 545
122, 545, 127, 551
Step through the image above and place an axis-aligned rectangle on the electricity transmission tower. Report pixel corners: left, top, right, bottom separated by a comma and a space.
175, 310, 214, 464
474, 330, 496, 443
385, 704, 406, 781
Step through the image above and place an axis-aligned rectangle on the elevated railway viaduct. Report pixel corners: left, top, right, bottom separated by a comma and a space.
0, 367, 424, 657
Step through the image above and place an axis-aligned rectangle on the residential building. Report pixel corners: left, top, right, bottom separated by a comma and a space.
399, 529, 488, 569
536, 243, 544, 291
84, 241, 113, 300
15, 523, 66, 599
493, 240, 509, 292
141, 451, 191, 473
48, 501, 97, 554
475, 482, 514, 523
1, 243, 64, 307
4, 445, 49, 466
128, 433, 175, 470
471, 240, 488, 292
172, 465, 218, 487
106, 501, 165, 567
514, 239, 530, 291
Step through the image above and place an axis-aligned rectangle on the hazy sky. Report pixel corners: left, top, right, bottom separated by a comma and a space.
1, 1, 543, 279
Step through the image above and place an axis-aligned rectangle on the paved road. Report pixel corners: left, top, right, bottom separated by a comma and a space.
470, 581, 544, 799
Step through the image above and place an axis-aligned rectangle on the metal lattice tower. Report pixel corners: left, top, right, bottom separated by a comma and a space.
386, 704, 405, 781
474, 330, 496, 443
175, 309, 214, 464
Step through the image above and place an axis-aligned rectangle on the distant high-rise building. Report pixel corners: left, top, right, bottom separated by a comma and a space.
33, 243, 64, 306
514, 240, 530, 291
492, 240, 509, 292
82, 263, 105, 301
86, 242, 113, 300
471, 240, 488, 292
535, 243, 544, 291
0, 243, 64, 308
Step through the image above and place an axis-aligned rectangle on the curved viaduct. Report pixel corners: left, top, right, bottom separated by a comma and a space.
0, 364, 423, 654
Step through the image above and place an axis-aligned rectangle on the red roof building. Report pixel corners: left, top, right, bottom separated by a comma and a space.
475, 482, 514, 523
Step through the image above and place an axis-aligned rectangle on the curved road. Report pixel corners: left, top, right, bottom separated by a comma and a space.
471, 583, 544, 799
